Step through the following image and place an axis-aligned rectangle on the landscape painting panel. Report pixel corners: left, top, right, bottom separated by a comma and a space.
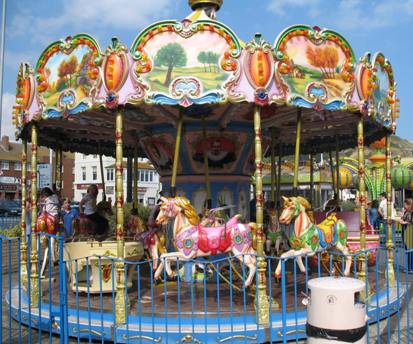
42, 45, 95, 108
143, 31, 231, 94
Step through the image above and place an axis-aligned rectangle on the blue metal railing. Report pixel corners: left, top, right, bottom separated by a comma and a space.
0, 234, 412, 343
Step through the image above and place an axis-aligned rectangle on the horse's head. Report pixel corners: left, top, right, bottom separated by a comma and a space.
279, 196, 303, 224
279, 196, 313, 225
97, 200, 113, 216
155, 196, 200, 226
156, 197, 178, 225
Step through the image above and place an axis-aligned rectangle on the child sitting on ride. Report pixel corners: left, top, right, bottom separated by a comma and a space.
79, 184, 109, 239
61, 198, 79, 238
36, 187, 60, 234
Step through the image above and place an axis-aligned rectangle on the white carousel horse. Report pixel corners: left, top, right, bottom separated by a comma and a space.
274, 196, 351, 279
154, 196, 257, 287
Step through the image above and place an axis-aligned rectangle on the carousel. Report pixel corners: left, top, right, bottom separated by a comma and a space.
7, 0, 404, 342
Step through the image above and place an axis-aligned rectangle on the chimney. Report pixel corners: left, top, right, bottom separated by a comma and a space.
1, 136, 10, 151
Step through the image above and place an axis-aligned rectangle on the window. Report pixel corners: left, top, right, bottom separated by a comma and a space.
106, 169, 114, 181
81, 167, 86, 181
149, 171, 153, 182
14, 162, 22, 171
93, 155, 97, 159
92, 166, 97, 181
106, 186, 114, 195
148, 197, 155, 206
1, 160, 9, 170
82, 154, 87, 159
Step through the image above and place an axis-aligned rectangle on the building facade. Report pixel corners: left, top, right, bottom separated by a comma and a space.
0, 136, 75, 200
73, 154, 161, 206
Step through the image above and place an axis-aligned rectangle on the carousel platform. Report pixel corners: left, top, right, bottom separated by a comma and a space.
5, 259, 406, 343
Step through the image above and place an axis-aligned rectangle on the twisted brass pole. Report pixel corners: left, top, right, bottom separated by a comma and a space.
254, 105, 269, 325
310, 152, 314, 206
115, 109, 127, 324
30, 125, 39, 308
357, 116, 367, 294
20, 139, 28, 286
335, 135, 340, 200
270, 127, 276, 204
171, 111, 183, 197
385, 132, 395, 287
293, 109, 302, 196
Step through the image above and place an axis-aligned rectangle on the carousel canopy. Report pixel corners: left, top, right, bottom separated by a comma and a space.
12, 0, 399, 162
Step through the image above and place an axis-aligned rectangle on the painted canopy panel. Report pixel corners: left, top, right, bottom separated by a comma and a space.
130, 19, 242, 107
35, 34, 102, 119
275, 25, 356, 111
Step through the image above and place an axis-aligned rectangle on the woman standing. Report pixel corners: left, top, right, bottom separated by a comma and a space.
398, 198, 413, 248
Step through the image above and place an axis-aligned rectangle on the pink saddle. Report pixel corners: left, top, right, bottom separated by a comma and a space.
198, 216, 239, 255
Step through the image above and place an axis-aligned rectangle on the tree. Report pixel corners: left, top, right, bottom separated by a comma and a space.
198, 52, 207, 72
57, 55, 78, 88
155, 43, 187, 86
306, 45, 339, 79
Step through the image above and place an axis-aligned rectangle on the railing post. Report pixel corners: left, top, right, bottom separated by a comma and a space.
115, 109, 127, 324
30, 125, 39, 308
253, 105, 270, 326
59, 236, 68, 344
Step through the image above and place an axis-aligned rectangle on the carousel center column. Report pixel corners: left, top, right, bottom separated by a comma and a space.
253, 105, 270, 325
30, 125, 39, 308
115, 108, 127, 324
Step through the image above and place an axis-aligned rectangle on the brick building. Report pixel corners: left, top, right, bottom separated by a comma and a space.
0, 136, 75, 200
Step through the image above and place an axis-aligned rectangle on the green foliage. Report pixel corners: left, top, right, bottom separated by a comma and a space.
108, 203, 152, 232
198, 51, 220, 72
0, 224, 22, 238
155, 43, 187, 68
341, 200, 357, 212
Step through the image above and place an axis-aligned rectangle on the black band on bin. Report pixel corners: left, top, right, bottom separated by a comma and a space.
306, 323, 367, 343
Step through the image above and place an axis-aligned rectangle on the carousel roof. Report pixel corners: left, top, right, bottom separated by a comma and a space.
12, 0, 399, 158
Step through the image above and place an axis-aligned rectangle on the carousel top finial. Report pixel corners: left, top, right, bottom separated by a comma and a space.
188, 0, 223, 18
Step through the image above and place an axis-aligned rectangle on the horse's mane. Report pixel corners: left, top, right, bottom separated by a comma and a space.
172, 197, 200, 226
296, 196, 314, 223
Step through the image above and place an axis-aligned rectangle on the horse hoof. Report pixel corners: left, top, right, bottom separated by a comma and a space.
274, 273, 281, 284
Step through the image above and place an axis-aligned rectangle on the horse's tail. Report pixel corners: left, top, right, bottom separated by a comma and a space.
248, 222, 258, 251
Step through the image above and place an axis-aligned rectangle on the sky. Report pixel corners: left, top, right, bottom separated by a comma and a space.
1, 0, 412, 141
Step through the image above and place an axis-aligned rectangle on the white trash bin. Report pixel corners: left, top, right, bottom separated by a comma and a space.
306, 277, 367, 343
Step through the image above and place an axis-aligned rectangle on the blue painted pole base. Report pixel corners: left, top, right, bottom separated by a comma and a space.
183, 261, 193, 283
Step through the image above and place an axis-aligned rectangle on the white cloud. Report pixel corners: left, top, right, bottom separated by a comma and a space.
1, 92, 16, 141
267, 0, 321, 16
267, 0, 413, 32
8, 0, 174, 45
